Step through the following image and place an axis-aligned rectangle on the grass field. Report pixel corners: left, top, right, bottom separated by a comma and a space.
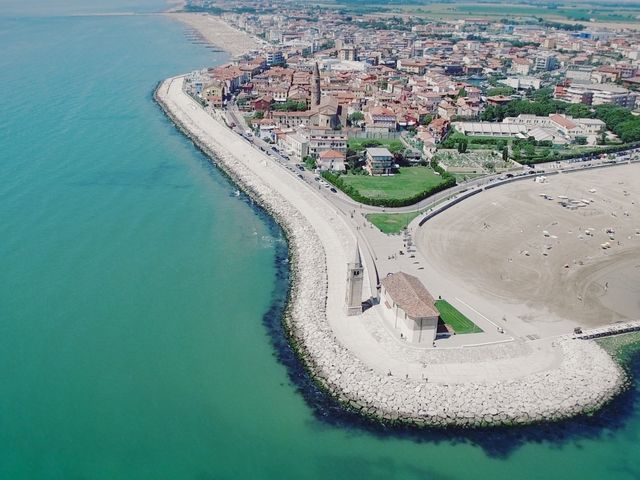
366, 211, 421, 234
340, 167, 447, 201
435, 299, 483, 334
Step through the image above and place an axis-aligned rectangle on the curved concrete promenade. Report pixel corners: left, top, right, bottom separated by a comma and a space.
155, 75, 627, 427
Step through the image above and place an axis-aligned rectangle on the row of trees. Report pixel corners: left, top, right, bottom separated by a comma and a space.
595, 105, 640, 144
271, 100, 307, 112
480, 98, 593, 122
517, 140, 640, 165
478, 94, 640, 145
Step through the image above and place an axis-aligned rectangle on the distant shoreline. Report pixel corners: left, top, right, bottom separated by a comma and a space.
163, 12, 261, 57
164, 0, 186, 13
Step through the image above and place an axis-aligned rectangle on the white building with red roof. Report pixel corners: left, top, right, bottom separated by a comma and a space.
317, 149, 346, 172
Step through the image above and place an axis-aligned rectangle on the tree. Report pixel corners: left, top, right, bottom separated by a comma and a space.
420, 114, 433, 126
303, 156, 316, 170
483, 160, 496, 172
272, 100, 307, 112
386, 140, 405, 155
528, 87, 554, 102
348, 111, 364, 126
594, 105, 640, 143
565, 103, 593, 119
523, 143, 536, 157
599, 128, 607, 145
502, 146, 509, 161
345, 149, 361, 171
481, 105, 506, 122
361, 140, 382, 150
512, 144, 521, 161
575, 136, 587, 145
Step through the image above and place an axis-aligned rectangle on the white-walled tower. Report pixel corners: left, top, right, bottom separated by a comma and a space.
345, 244, 364, 316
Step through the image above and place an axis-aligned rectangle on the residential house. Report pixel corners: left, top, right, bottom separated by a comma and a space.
317, 149, 346, 171
365, 106, 397, 133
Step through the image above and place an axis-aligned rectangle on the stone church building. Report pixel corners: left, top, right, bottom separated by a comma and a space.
380, 272, 440, 344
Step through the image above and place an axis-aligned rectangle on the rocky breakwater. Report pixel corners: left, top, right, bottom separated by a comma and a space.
155, 76, 627, 427
323, 339, 626, 426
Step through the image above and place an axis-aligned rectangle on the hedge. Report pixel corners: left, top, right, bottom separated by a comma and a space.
321, 170, 456, 208
519, 141, 640, 165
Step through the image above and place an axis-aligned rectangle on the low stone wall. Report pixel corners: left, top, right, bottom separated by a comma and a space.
575, 321, 640, 340
155, 77, 627, 428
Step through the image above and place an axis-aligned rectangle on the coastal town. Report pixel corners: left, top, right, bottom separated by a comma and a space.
9, 0, 640, 475
157, 0, 640, 426
179, 0, 640, 175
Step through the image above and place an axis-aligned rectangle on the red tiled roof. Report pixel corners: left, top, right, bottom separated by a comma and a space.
318, 149, 345, 159
550, 114, 577, 130
381, 272, 439, 319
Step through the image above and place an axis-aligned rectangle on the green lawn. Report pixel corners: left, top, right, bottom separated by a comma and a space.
366, 211, 421, 234
340, 167, 447, 201
435, 300, 483, 334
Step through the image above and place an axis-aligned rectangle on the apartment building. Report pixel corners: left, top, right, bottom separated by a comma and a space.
555, 83, 637, 108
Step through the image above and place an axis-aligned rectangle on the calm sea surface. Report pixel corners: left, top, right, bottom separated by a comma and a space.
1, 3, 639, 479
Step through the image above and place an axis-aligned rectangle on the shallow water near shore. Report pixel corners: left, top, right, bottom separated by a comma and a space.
1, 4, 640, 480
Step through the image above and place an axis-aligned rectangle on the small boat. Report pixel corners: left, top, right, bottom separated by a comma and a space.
234, 189, 241, 197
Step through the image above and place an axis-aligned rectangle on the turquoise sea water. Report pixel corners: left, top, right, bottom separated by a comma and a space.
1, 4, 639, 479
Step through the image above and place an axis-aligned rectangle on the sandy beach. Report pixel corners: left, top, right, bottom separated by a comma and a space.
416, 166, 640, 334
165, 12, 261, 57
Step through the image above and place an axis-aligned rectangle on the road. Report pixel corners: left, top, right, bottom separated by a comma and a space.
224, 103, 640, 218
206, 98, 640, 344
